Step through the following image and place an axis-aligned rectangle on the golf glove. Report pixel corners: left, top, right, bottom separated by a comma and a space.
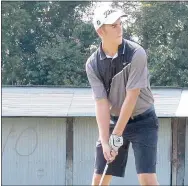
109, 134, 123, 152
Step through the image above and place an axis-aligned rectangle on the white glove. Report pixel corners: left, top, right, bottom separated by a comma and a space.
109, 134, 123, 152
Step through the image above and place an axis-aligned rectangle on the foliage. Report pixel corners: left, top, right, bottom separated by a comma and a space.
2, 2, 188, 87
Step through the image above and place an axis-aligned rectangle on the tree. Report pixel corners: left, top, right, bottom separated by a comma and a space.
133, 2, 188, 87
2, 2, 32, 85
2, 1, 97, 86
2, 2, 188, 87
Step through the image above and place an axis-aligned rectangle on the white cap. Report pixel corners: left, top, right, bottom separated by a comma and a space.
93, 6, 127, 31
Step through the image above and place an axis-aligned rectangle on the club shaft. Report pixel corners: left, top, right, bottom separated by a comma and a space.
99, 163, 109, 186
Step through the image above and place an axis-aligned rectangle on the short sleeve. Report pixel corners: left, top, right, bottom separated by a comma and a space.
126, 47, 148, 90
85, 59, 107, 100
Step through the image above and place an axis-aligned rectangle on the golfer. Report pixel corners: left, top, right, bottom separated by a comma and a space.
85, 5, 159, 186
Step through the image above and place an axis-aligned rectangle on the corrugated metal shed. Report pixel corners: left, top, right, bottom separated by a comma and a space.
2, 117, 67, 185
2, 86, 188, 117
72, 117, 172, 185
185, 119, 188, 185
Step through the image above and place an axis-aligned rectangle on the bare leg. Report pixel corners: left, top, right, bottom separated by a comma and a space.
138, 173, 159, 186
92, 173, 112, 186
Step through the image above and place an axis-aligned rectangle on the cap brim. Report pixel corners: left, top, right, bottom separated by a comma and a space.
104, 12, 127, 25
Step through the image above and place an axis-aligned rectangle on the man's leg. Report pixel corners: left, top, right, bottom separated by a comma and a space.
133, 140, 159, 186
138, 173, 159, 185
130, 111, 159, 185
93, 137, 130, 185
92, 173, 112, 186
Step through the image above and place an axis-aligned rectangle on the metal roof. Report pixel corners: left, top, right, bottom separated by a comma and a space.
2, 87, 188, 117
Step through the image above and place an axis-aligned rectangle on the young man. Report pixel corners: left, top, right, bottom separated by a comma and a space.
85, 6, 159, 186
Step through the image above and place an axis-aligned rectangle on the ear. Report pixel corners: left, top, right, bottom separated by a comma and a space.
96, 28, 102, 37
97, 27, 105, 38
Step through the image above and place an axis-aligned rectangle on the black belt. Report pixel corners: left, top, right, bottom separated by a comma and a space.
110, 107, 155, 123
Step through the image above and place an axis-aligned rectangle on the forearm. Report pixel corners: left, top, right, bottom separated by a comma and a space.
95, 99, 110, 145
112, 89, 140, 135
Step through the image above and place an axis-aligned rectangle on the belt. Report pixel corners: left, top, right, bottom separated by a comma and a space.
110, 106, 155, 123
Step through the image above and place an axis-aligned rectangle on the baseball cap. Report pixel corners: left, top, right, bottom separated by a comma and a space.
93, 6, 127, 31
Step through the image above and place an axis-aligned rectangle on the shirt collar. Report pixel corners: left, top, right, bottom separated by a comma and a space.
98, 39, 126, 60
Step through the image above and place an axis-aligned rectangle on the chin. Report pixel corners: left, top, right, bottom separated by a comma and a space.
111, 37, 122, 45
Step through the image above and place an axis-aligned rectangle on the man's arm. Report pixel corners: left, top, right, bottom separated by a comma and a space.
96, 98, 118, 162
112, 88, 140, 136
112, 47, 148, 136
85, 59, 117, 161
85, 59, 110, 144
95, 98, 111, 144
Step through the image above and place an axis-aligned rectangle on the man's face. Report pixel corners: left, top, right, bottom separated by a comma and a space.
98, 18, 123, 45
